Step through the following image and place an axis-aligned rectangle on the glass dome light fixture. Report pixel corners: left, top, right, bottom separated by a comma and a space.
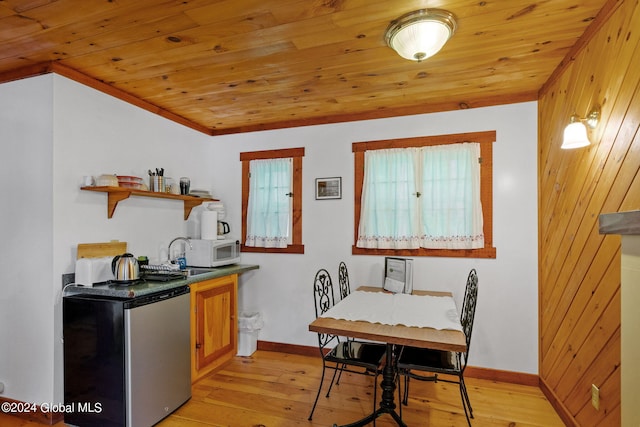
385, 9, 457, 62
561, 105, 600, 149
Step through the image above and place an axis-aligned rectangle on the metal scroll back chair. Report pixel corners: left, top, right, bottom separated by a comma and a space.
337, 261, 358, 345
397, 268, 479, 426
308, 268, 387, 421
338, 261, 351, 300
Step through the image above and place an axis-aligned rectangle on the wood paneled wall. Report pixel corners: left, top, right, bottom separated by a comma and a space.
538, 0, 639, 425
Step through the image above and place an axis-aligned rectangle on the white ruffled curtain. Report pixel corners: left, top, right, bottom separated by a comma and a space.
245, 158, 292, 248
357, 148, 421, 249
356, 143, 484, 250
420, 143, 484, 249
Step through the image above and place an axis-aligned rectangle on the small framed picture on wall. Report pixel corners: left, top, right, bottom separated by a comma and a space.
315, 177, 342, 200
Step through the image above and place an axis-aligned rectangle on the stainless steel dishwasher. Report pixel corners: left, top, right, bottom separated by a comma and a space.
64, 285, 191, 427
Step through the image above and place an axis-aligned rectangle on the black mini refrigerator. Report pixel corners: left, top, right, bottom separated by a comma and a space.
63, 285, 191, 427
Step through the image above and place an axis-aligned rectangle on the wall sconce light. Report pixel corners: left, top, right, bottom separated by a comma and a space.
385, 9, 457, 62
561, 105, 600, 149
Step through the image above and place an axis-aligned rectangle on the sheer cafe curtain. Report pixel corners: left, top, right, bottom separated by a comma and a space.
245, 158, 292, 248
356, 143, 484, 250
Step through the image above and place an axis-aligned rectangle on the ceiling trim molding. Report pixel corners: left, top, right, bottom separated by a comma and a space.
0, 61, 213, 136
210, 92, 537, 136
0, 62, 53, 84
1, 61, 536, 136
539, 0, 623, 97
49, 62, 213, 136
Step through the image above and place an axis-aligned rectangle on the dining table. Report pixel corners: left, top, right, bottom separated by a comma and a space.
308, 286, 467, 427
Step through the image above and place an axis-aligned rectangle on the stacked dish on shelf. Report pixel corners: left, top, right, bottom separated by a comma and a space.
117, 175, 145, 190
189, 189, 212, 198
95, 174, 119, 187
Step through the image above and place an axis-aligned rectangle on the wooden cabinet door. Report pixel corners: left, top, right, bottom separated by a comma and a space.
191, 275, 238, 382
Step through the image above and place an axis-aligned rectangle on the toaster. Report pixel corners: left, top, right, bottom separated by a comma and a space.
75, 257, 114, 286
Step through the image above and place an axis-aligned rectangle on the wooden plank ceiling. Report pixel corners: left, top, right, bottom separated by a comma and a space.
0, 0, 610, 135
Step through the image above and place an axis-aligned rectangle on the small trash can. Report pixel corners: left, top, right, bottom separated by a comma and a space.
237, 312, 263, 356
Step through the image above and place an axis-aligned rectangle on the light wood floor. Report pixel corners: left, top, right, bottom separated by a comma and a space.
1, 350, 564, 427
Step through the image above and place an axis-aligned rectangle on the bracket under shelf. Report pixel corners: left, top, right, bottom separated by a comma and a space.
81, 186, 216, 220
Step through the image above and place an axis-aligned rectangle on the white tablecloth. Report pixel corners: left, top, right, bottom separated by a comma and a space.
321, 290, 462, 331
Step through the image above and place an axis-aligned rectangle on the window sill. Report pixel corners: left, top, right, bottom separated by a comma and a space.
241, 244, 305, 254
351, 246, 496, 259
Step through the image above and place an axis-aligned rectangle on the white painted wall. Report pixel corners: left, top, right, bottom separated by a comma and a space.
0, 75, 54, 406
50, 75, 213, 404
2, 74, 213, 405
210, 102, 539, 376
0, 74, 538, 407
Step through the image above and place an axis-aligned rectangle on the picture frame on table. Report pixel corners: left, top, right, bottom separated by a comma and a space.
315, 177, 342, 200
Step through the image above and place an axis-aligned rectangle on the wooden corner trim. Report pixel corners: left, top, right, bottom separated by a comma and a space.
539, 0, 623, 96
0, 62, 53, 84
464, 366, 538, 387
539, 377, 579, 427
257, 340, 320, 357
50, 63, 212, 135
0, 61, 213, 136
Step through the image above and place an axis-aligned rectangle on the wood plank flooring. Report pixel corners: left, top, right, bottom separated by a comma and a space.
0, 350, 564, 426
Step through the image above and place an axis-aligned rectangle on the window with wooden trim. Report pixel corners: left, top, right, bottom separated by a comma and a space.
352, 132, 496, 258
240, 148, 304, 254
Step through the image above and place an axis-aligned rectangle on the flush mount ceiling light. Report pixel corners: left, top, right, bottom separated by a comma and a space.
385, 9, 457, 62
561, 105, 601, 149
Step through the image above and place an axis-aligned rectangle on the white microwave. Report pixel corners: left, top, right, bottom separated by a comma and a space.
185, 239, 241, 267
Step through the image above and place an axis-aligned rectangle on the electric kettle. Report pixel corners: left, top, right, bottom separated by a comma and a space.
111, 253, 140, 282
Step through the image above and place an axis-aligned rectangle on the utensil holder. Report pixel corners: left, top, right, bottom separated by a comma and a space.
150, 176, 165, 192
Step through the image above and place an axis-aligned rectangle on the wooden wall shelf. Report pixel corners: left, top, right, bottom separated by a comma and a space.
81, 186, 217, 219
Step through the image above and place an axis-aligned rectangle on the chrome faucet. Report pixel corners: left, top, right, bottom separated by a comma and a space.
168, 237, 192, 261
